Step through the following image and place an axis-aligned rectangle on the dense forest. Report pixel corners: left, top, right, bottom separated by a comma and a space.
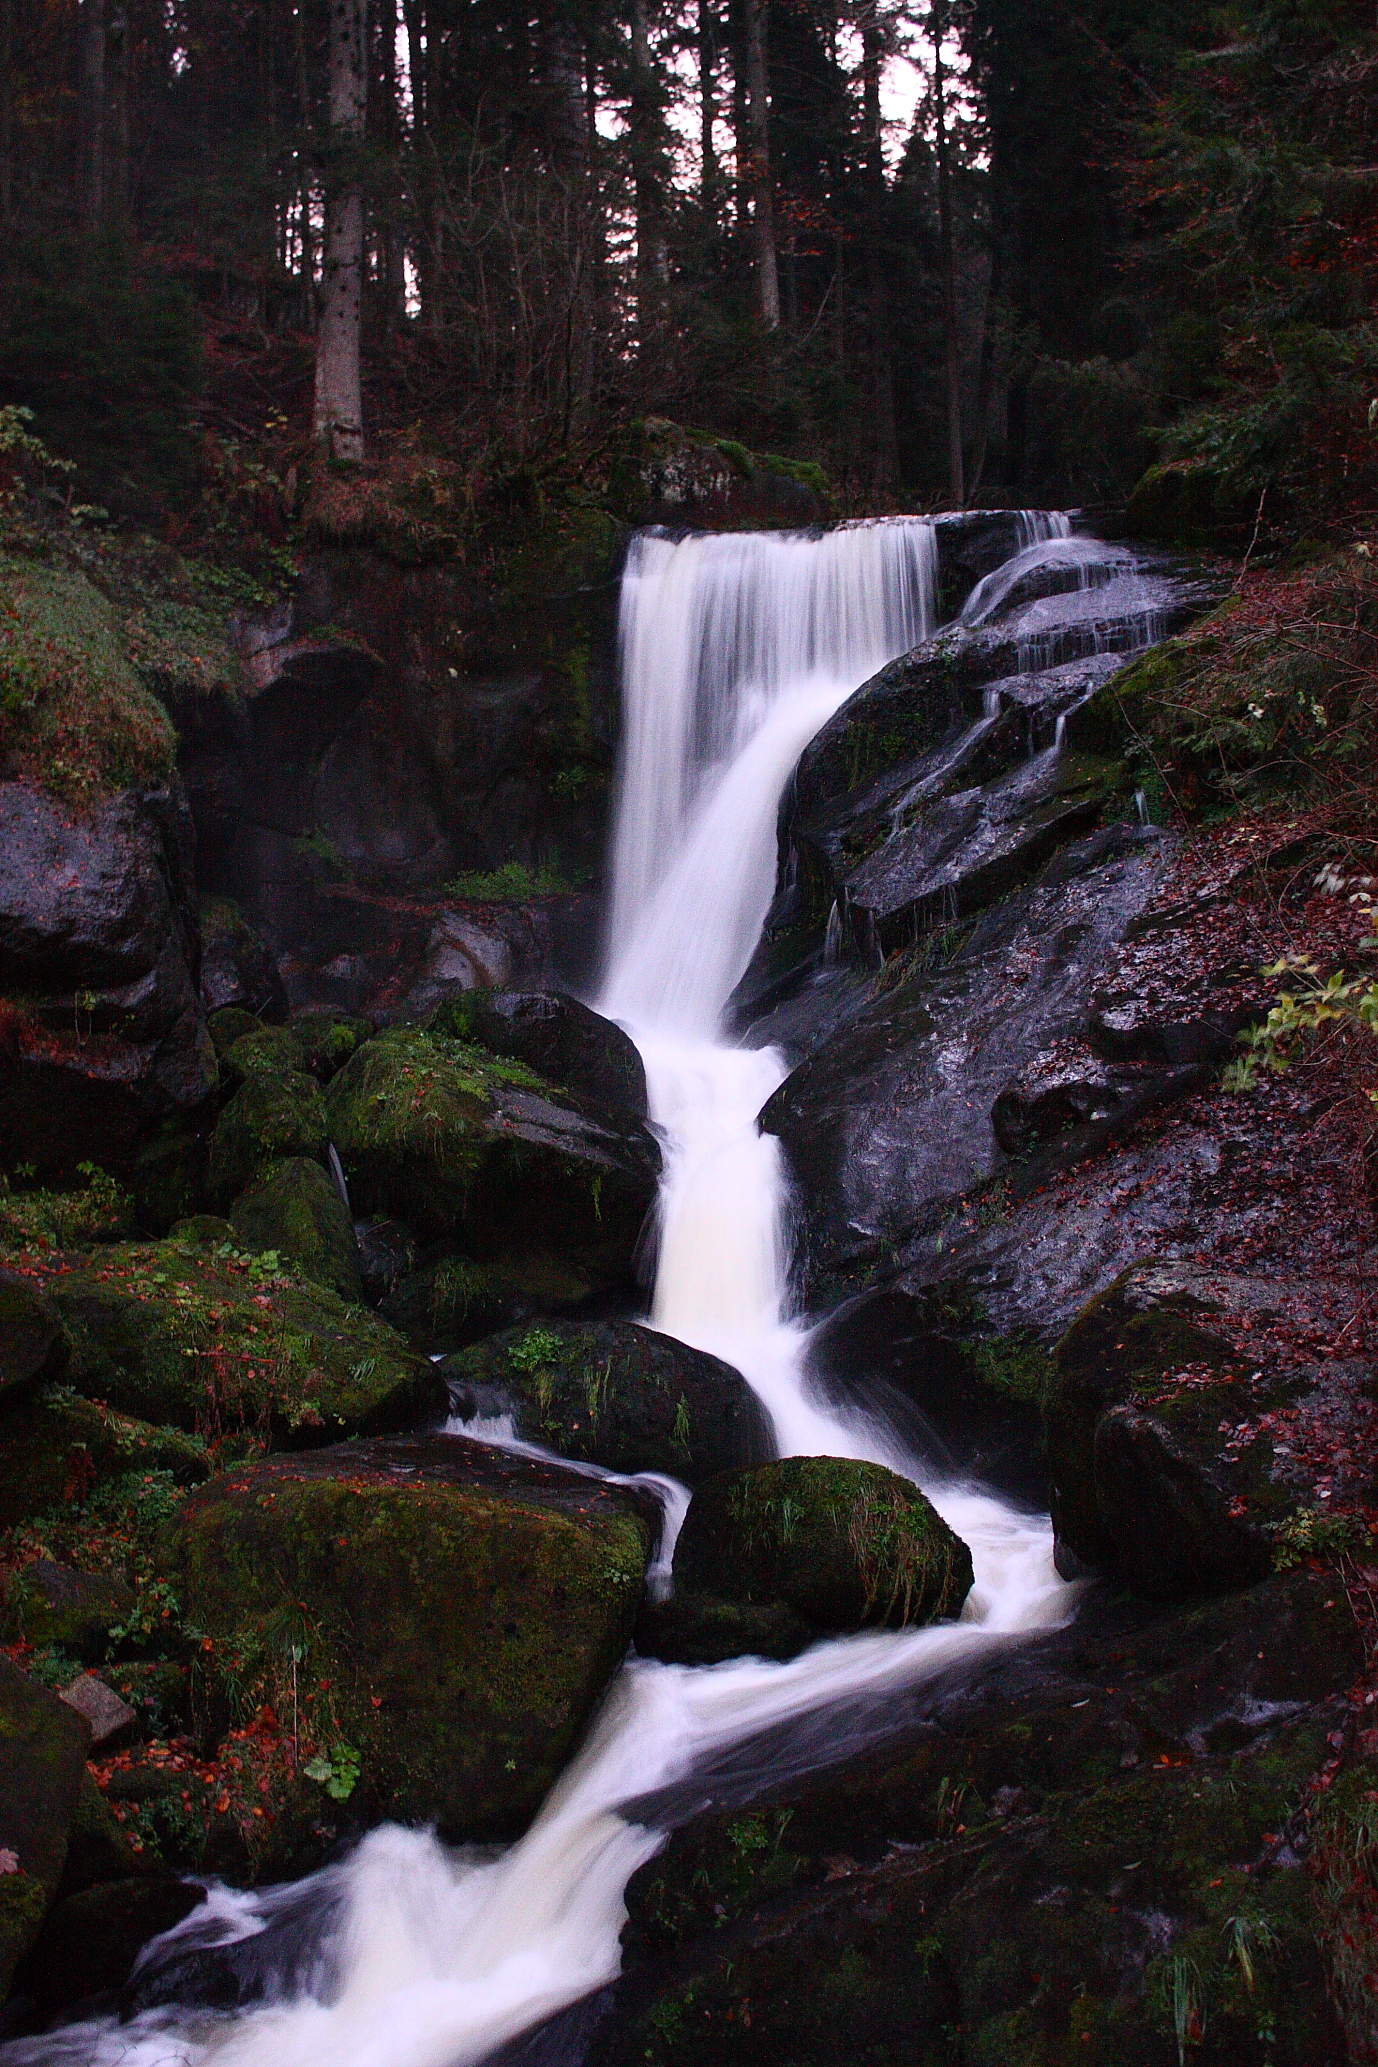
3, 5, 1378, 2062
2, 0, 1375, 530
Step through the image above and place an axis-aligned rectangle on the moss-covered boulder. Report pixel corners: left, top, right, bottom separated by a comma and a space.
380, 1253, 527, 1350
208, 1070, 329, 1205
0, 1386, 207, 1529
0, 1655, 91, 2001
326, 1027, 659, 1296
1046, 1261, 1291, 1597
224, 1014, 372, 1087
1, 1558, 135, 1660
43, 1239, 443, 1444
443, 1320, 767, 1483
206, 1006, 263, 1058
635, 1589, 818, 1666
674, 1459, 973, 1640
0, 1269, 69, 1400
175, 1434, 655, 1866
432, 992, 648, 1119
228, 1157, 362, 1304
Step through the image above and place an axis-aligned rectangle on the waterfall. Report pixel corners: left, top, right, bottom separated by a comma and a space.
19, 520, 1077, 2067
604, 519, 938, 1037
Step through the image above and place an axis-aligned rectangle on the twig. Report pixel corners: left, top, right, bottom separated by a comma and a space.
1234, 483, 1270, 590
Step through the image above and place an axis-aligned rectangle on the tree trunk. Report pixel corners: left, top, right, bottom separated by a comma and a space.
699, 0, 718, 230
313, 0, 367, 460
629, 0, 666, 335
78, 0, 105, 236
744, 0, 778, 328
933, 4, 964, 506
379, 0, 407, 331
1, 0, 15, 227
109, 4, 128, 222
861, 3, 896, 490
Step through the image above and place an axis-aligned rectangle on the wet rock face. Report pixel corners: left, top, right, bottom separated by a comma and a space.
176, 1435, 655, 1865
761, 822, 1172, 1286
593, 1570, 1359, 2067
442, 1319, 768, 1483
0, 782, 215, 1188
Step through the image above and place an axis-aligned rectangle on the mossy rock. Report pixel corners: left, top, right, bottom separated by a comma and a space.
675, 1458, 973, 1634
1, 1559, 135, 1660
167, 1214, 235, 1246
443, 1320, 767, 1483
208, 1070, 329, 1206
206, 1007, 262, 1058
431, 992, 648, 1119
1046, 1261, 1293, 1597
0, 1269, 69, 1401
43, 1239, 443, 1444
175, 1434, 655, 1868
0, 554, 175, 806
1124, 458, 1246, 547
635, 1589, 818, 1666
0, 1385, 208, 1530
326, 1027, 659, 1289
0, 1655, 91, 2000
380, 1253, 523, 1351
228, 1157, 362, 1305
224, 1014, 372, 1087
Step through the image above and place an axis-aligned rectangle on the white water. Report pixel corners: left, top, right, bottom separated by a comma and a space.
16, 518, 1079, 2067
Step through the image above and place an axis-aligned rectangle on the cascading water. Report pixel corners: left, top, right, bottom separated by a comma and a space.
12, 519, 1078, 2067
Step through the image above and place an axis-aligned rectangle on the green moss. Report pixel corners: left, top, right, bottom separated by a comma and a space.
678, 1458, 974, 1632
969, 1332, 1056, 1407
176, 1447, 653, 1858
41, 1239, 439, 1446
0, 1165, 134, 1256
228, 1157, 362, 1304
0, 553, 175, 804
0, 1385, 207, 1529
209, 1071, 328, 1205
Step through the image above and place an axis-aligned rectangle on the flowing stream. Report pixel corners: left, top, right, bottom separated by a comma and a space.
18, 518, 1080, 2067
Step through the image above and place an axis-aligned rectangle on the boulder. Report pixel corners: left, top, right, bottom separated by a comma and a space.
0, 782, 217, 1186
0, 1388, 208, 1530
223, 1013, 372, 1086
635, 1590, 818, 1667
595, 1569, 1357, 2067
1045, 1261, 1295, 1597
0, 1655, 91, 2000
379, 1253, 525, 1351
208, 1069, 329, 1204
228, 1157, 363, 1304
674, 1458, 973, 1637
761, 824, 1170, 1292
175, 1435, 655, 1858
198, 900, 287, 1021
16, 1767, 203, 2017
206, 1006, 263, 1057
392, 907, 553, 1019
0, 1272, 69, 1401
58, 1673, 137, 1748
355, 1217, 417, 1304
1, 1559, 135, 1660
44, 1239, 444, 1443
432, 991, 649, 1119
326, 1028, 659, 1298
442, 1320, 768, 1483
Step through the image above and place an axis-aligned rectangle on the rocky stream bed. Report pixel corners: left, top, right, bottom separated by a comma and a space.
0, 512, 1375, 2067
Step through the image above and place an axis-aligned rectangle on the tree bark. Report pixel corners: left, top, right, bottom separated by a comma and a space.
629, 0, 667, 335
313, 0, 367, 460
109, 4, 128, 222
1, 0, 15, 227
699, 0, 718, 229
78, 0, 105, 236
933, 3, 964, 506
379, 0, 407, 331
861, 3, 896, 490
744, 0, 778, 328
